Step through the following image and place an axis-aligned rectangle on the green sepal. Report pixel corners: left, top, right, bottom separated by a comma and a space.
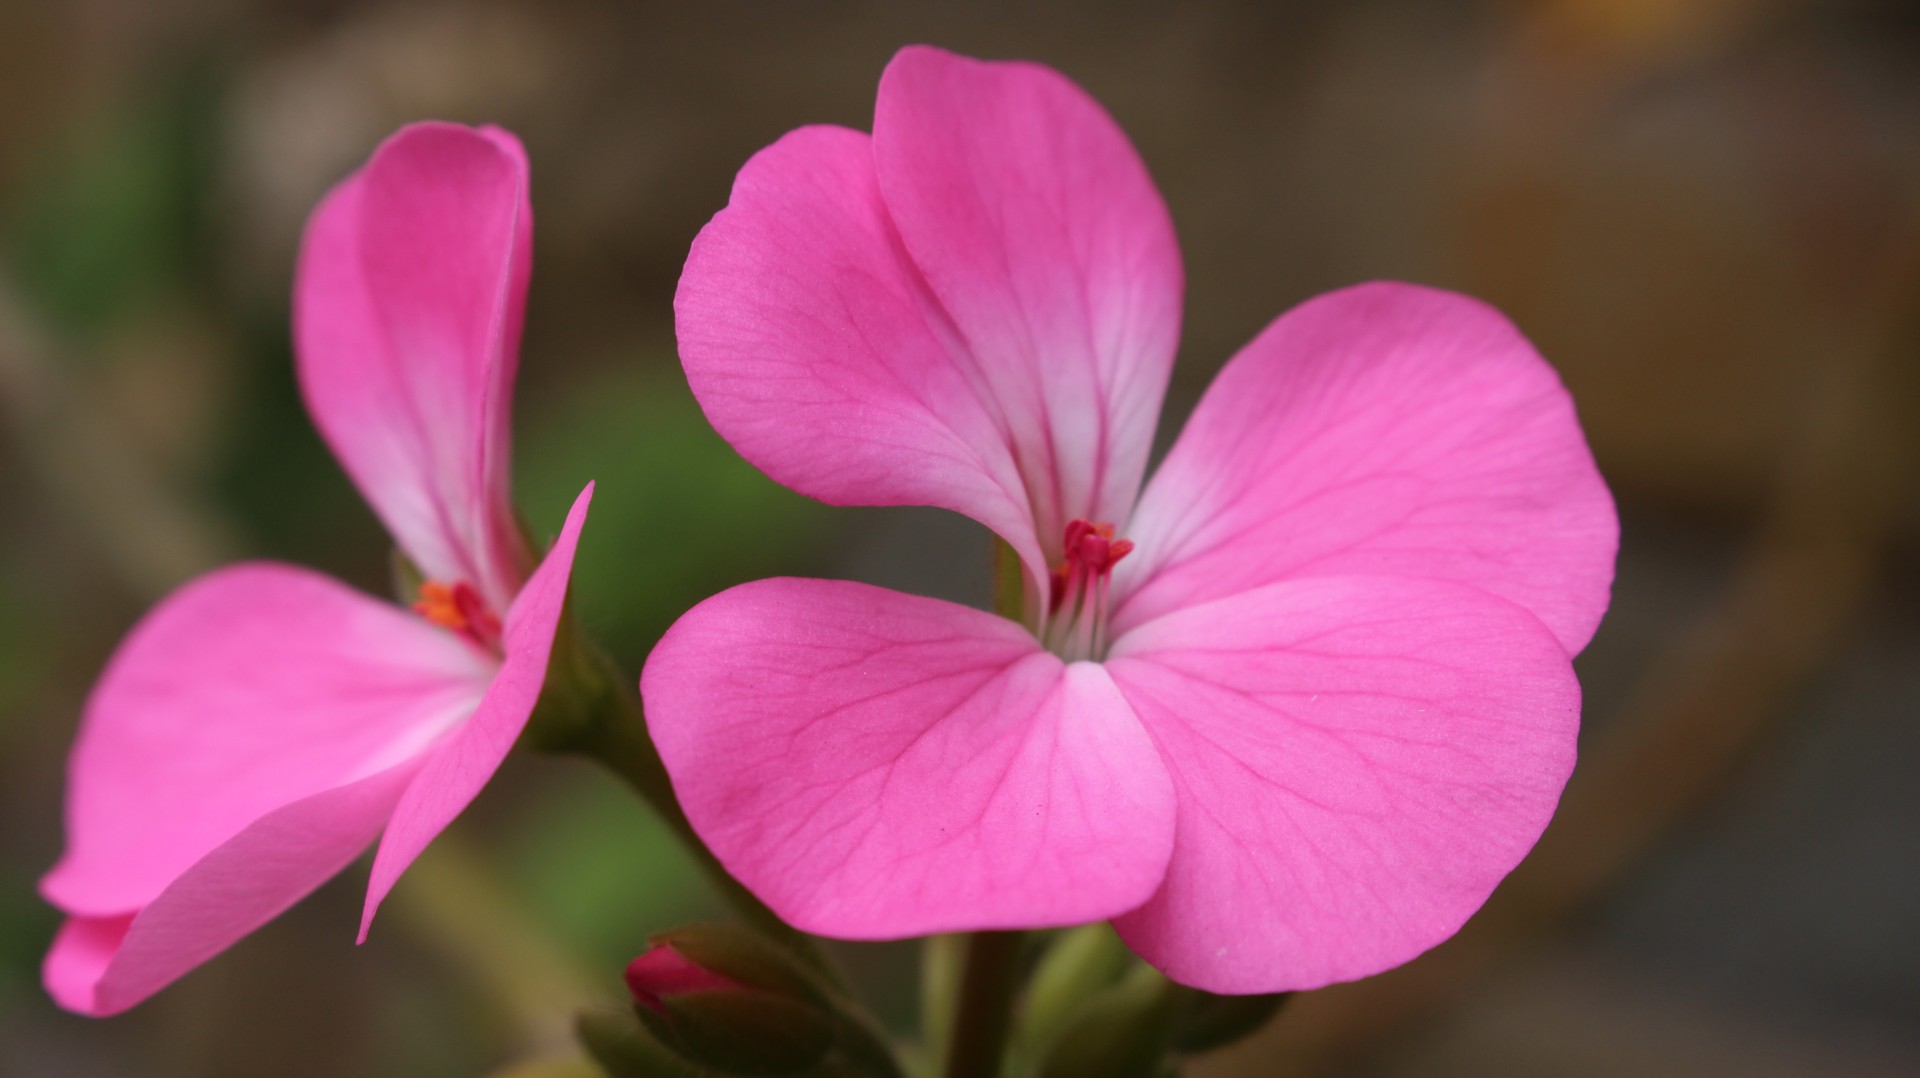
628, 924, 901, 1077
1018, 924, 1134, 1057
1035, 964, 1177, 1078
519, 588, 619, 753
636, 990, 834, 1075
576, 1007, 704, 1078
991, 535, 1027, 621
1168, 988, 1291, 1055
389, 547, 426, 606
650, 923, 830, 1006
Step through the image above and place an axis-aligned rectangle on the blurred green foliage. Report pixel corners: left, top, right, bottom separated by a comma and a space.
4, 59, 223, 341
516, 364, 836, 666
498, 766, 713, 969
216, 312, 391, 569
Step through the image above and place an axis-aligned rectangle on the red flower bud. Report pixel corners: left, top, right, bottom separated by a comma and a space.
624, 942, 743, 1014
620, 925, 836, 1075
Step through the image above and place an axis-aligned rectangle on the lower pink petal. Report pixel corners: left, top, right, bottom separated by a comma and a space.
44, 762, 418, 1016
641, 578, 1176, 938
359, 481, 593, 939
1105, 576, 1580, 994
42, 563, 493, 916
1115, 282, 1616, 655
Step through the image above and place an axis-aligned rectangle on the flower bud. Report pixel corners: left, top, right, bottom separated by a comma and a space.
625, 943, 742, 1009
623, 925, 836, 1075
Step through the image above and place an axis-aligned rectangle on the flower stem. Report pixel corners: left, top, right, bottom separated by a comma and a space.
942, 931, 1024, 1078
920, 933, 963, 1068
575, 668, 828, 966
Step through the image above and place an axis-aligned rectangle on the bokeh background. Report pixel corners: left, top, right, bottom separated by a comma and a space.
2, 1, 1917, 1074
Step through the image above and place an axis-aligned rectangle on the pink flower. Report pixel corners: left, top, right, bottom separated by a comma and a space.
645, 46, 1617, 994
40, 123, 593, 1015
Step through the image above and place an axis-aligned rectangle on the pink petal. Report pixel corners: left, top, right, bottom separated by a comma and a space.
675, 124, 1047, 584
677, 47, 1184, 601
41, 564, 493, 917
1115, 283, 1617, 654
868, 46, 1182, 553
359, 481, 593, 939
295, 122, 534, 613
640, 578, 1176, 937
1104, 576, 1581, 993
873, 46, 1183, 555
44, 762, 419, 1016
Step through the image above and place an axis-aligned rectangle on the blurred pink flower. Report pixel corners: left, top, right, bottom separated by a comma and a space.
645, 46, 1617, 993
40, 123, 592, 1015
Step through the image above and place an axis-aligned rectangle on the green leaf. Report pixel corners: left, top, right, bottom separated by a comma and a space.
4, 59, 222, 337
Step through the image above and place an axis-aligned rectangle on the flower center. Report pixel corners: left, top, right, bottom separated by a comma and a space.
413, 580, 503, 652
1044, 518, 1133, 662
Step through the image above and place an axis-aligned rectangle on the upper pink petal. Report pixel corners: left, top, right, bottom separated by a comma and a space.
1114, 282, 1617, 654
359, 481, 593, 939
874, 45, 1184, 555
44, 762, 419, 1016
677, 47, 1184, 603
1104, 576, 1581, 994
640, 578, 1177, 938
675, 123, 1047, 583
295, 122, 535, 612
41, 563, 493, 918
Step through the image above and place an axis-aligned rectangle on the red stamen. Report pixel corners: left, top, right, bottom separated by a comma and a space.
1047, 519, 1135, 659
1063, 518, 1132, 576
413, 580, 502, 649
452, 582, 503, 641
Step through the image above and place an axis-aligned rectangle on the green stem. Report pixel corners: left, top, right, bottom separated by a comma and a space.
943, 932, 1024, 1078
573, 687, 766, 918
575, 670, 827, 965
920, 934, 963, 1070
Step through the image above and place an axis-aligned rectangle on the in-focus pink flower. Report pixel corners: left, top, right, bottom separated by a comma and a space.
40, 123, 593, 1015
646, 46, 1617, 993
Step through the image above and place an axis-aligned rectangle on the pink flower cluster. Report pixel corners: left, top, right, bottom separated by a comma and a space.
41, 46, 1614, 1016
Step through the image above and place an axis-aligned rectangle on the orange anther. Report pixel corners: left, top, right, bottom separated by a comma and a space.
413, 581, 469, 632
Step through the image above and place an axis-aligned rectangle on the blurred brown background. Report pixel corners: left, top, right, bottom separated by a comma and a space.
1, 1, 1916, 1075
